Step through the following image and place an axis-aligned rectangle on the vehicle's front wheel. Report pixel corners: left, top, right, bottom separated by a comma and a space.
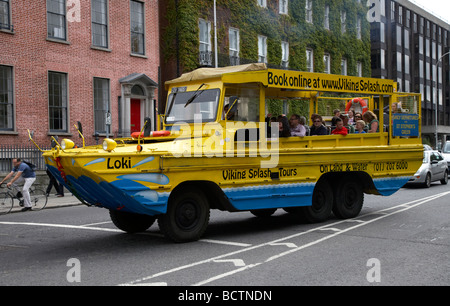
110, 210, 156, 233
424, 173, 432, 188
158, 187, 210, 243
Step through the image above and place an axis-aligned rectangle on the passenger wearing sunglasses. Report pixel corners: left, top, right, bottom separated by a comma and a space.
310, 115, 328, 136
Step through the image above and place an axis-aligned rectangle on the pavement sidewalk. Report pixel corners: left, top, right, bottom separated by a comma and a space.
10, 193, 83, 213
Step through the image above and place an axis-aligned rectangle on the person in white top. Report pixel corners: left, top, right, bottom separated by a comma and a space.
289, 114, 306, 137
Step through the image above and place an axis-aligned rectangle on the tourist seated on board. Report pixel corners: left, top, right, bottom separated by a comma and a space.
331, 118, 348, 136
310, 115, 328, 136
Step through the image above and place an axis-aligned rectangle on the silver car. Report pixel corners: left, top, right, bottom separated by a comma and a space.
408, 151, 448, 187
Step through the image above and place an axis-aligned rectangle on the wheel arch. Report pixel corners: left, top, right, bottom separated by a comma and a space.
169, 181, 237, 212
319, 171, 377, 195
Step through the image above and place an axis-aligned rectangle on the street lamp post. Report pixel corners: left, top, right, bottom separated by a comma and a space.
435, 51, 450, 149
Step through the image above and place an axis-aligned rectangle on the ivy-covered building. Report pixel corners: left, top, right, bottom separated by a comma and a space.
159, 0, 372, 97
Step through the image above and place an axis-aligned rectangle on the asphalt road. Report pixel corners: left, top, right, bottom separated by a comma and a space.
0, 183, 449, 287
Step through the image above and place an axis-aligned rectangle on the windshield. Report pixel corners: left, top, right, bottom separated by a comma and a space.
165, 89, 220, 124
443, 142, 450, 153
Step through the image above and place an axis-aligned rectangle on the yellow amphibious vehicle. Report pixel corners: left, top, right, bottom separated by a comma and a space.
39, 63, 423, 242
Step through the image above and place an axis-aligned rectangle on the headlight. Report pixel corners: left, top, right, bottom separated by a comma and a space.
61, 139, 75, 150
103, 138, 117, 152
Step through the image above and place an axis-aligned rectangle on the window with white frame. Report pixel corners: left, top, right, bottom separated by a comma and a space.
199, 19, 212, 66
324, 5, 330, 30
323, 53, 331, 74
356, 16, 362, 39
229, 28, 240, 66
306, 48, 314, 72
279, 0, 288, 15
258, 35, 267, 64
305, 0, 313, 24
257, 0, 266, 8
281, 41, 289, 68
356, 61, 363, 77
340, 11, 346, 34
341, 58, 347, 75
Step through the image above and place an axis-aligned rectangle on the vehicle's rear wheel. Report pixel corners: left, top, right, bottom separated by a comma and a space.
441, 170, 448, 185
158, 187, 210, 242
110, 210, 156, 233
424, 173, 432, 188
332, 179, 364, 219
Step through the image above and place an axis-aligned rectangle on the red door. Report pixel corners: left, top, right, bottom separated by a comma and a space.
130, 99, 141, 133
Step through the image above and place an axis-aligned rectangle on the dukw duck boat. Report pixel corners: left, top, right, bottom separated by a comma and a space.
33, 63, 423, 242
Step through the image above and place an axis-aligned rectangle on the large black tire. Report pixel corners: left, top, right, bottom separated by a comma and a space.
440, 170, 448, 185
158, 187, 210, 243
423, 172, 432, 188
110, 210, 156, 233
332, 179, 364, 219
299, 179, 333, 223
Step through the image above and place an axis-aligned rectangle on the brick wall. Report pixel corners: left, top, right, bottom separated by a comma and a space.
0, 0, 160, 146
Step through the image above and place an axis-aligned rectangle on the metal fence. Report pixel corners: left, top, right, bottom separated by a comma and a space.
0, 145, 49, 172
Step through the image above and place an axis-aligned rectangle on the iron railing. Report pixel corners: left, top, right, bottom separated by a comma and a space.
0, 145, 50, 172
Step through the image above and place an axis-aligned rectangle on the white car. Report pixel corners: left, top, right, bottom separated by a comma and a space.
440, 141, 450, 174
407, 151, 448, 188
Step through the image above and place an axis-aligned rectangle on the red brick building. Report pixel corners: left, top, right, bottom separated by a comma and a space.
0, 0, 160, 146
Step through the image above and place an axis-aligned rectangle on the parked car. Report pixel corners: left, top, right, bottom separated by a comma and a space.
440, 141, 450, 174
407, 151, 448, 187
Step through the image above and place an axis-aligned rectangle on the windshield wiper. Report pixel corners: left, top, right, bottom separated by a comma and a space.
184, 83, 206, 108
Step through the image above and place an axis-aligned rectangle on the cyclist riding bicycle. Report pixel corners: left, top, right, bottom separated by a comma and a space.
0, 158, 36, 212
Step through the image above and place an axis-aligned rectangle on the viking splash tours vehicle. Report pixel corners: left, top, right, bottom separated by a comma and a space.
34, 63, 423, 242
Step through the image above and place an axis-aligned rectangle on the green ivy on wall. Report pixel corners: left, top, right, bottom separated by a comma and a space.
162, 0, 372, 118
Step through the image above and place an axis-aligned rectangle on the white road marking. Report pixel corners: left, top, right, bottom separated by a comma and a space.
213, 259, 246, 267
0, 222, 122, 233
120, 191, 450, 286
200, 239, 252, 247
80, 221, 112, 227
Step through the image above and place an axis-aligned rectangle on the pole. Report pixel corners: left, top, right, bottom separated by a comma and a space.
435, 51, 450, 149
214, 0, 218, 68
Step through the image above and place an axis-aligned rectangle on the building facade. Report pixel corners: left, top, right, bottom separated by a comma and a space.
0, 0, 160, 147
160, 0, 372, 113
370, 0, 450, 147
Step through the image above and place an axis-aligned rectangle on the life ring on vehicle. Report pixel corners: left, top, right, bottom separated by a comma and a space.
345, 98, 368, 114
131, 130, 171, 138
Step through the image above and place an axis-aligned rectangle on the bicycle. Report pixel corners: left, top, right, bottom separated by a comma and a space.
0, 184, 48, 215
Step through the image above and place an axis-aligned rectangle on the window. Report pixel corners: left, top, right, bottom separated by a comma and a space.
340, 11, 346, 34
356, 17, 362, 39
229, 28, 240, 66
324, 5, 329, 30
199, 19, 212, 66
257, 0, 266, 8
0, 65, 13, 131
305, 0, 313, 24
92, 0, 108, 48
0, 0, 12, 31
323, 53, 330, 74
356, 61, 363, 77
130, 0, 145, 55
281, 41, 289, 68
94, 78, 110, 134
48, 72, 68, 133
341, 58, 347, 75
279, 0, 288, 15
306, 49, 314, 72
258, 35, 267, 64
47, 0, 67, 40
